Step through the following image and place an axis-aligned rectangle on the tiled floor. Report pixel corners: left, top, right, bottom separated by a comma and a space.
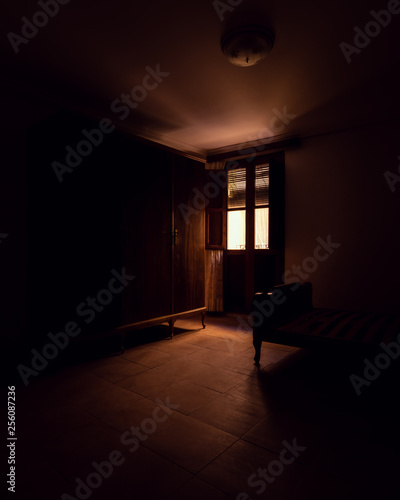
16, 314, 400, 499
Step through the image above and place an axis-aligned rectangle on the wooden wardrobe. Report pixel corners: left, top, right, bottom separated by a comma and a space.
27, 111, 205, 351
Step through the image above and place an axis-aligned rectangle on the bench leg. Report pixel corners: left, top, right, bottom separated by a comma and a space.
201, 311, 206, 329
253, 337, 262, 366
168, 319, 176, 339
120, 331, 126, 353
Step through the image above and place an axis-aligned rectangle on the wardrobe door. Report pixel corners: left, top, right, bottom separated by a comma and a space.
173, 156, 205, 314
121, 143, 172, 325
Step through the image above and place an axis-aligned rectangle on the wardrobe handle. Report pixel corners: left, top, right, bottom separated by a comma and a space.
173, 228, 179, 245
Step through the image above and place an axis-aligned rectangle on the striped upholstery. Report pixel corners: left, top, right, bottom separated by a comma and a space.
275, 308, 400, 346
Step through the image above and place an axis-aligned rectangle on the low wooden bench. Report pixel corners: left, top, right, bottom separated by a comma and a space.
114, 307, 207, 352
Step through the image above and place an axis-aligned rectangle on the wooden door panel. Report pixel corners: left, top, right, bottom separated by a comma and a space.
121, 144, 172, 324
173, 156, 205, 313
224, 253, 246, 313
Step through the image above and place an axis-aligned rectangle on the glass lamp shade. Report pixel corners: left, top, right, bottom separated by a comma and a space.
221, 26, 274, 67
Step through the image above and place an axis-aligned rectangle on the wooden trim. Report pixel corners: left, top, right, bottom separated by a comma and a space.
245, 164, 255, 312
205, 209, 225, 249
206, 138, 300, 163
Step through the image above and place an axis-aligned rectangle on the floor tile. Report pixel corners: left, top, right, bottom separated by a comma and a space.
185, 348, 236, 367
121, 347, 174, 367
98, 392, 176, 433
117, 366, 181, 399
225, 375, 273, 408
146, 357, 213, 381
164, 379, 221, 415
221, 349, 272, 377
45, 420, 124, 482
90, 356, 148, 382
63, 443, 192, 500
191, 393, 268, 437
187, 363, 247, 393
41, 370, 116, 408
142, 411, 238, 473
198, 439, 306, 499
186, 335, 250, 354
163, 476, 232, 500
79, 384, 143, 420
14, 314, 400, 499
150, 338, 202, 356
242, 410, 324, 467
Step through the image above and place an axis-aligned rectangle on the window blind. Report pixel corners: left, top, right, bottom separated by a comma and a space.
255, 163, 269, 206
227, 168, 246, 209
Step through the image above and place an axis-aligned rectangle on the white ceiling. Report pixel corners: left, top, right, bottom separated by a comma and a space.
1, 0, 399, 159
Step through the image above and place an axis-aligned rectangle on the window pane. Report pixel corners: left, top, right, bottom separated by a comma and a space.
227, 168, 246, 209
255, 207, 269, 249
255, 163, 269, 206
228, 210, 246, 249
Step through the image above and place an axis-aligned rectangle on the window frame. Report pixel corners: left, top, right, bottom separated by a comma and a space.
226, 159, 271, 253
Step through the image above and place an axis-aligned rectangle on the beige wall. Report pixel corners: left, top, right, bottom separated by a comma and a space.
285, 121, 400, 314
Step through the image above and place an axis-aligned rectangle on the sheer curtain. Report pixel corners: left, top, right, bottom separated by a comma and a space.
205, 249, 224, 311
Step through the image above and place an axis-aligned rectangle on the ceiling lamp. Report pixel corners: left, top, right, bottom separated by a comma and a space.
221, 25, 274, 67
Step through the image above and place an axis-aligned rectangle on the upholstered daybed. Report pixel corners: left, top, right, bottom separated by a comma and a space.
252, 282, 400, 365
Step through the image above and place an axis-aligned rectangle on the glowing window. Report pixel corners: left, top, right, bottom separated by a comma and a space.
254, 164, 269, 249
227, 168, 246, 249
255, 207, 269, 249
226, 163, 270, 250
227, 210, 246, 249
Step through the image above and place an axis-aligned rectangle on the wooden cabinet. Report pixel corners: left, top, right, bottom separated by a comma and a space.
27, 111, 205, 350
119, 142, 206, 335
